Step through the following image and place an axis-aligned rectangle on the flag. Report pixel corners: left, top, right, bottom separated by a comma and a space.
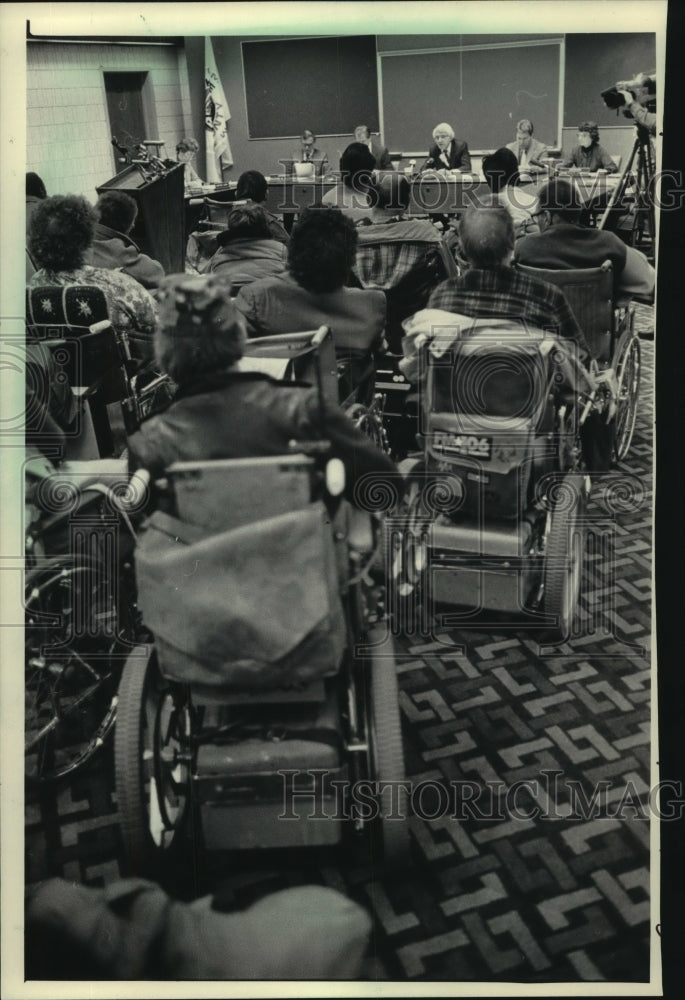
204, 36, 232, 182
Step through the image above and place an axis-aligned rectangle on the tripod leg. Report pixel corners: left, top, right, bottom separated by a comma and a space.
598, 139, 638, 231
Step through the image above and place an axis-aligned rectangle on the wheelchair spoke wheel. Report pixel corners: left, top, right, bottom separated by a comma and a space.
543, 474, 586, 642
345, 400, 389, 453
365, 626, 411, 868
388, 481, 431, 636
613, 333, 641, 462
25, 558, 124, 784
115, 646, 193, 876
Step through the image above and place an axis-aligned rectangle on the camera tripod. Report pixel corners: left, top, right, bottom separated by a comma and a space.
598, 124, 655, 257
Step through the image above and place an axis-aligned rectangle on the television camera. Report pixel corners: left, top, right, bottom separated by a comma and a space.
601, 72, 656, 119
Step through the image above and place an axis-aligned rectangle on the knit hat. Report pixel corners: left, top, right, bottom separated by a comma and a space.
155, 274, 247, 378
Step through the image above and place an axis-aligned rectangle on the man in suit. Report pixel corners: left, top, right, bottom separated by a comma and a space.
285, 129, 328, 177
422, 122, 472, 172
353, 124, 394, 170
505, 119, 549, 173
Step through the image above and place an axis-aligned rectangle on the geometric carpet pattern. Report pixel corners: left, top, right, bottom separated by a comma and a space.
25, 332, 654, 984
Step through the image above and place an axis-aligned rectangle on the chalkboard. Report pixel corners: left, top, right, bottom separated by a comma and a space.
379, 41, 561, 154
564, 33, 656, 128
242, 36, 379, 139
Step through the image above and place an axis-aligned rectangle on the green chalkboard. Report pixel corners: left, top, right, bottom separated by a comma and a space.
242, 35, 379, 139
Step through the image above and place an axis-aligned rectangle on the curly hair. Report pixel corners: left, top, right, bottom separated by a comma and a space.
288, 207, 358, 293
236, 170, 268, 203
28, 194, 96, 272
578, 121, 600, 145
459, 201, 515, 269
155, 274, 247, 383
482, 147, 520, 193
95, 191, 138, 234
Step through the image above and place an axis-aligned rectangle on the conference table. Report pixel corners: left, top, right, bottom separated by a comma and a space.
185, 169, 623, 235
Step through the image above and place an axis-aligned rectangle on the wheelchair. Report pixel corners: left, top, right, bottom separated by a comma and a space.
389, 317, 600, 642
238, 324, 389, 453
113, 330, 408, 876
515, 260, 642, 463
24, 458, 149, 783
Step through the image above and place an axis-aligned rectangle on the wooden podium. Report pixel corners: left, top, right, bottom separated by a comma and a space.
96, 163, 185, 273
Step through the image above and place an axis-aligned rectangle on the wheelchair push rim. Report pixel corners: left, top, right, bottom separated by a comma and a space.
542, 473, 587, 642
613, 333, 641, 462
114, 645, 193, 875
24, 556, 124, 784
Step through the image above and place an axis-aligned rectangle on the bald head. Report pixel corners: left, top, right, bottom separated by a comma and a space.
458, 203, 515, 268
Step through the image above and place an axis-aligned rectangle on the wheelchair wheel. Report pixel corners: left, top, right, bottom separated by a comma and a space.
24, 556, 127, 784
345, 400, 389, 453
613, 332, 641, 462
366, 627, 411, 867
388, 479, 431, 636
115, 646, 193, 876
543, 474, 586, 641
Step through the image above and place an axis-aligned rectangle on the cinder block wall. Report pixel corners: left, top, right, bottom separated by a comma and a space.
27, 41, 193, 203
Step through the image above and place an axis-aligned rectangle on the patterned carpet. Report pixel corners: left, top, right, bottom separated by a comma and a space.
25, 324, 655, 985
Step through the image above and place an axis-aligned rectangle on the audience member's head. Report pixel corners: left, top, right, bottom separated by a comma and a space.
221, 204, 272, 242
482, 147, 520, 193
176, 137, 200, 161
339, 142, 375, 191
155, 273, 246, 383
514, 119, 535, 150
288, 207, 358, 293
236, 170, 268, 203
26, 172, 47, 200
372, 172, 411, 213
94, 191, 138, 235
458, 201, 515, 269
535, 178, 583, 223
28, 194, 96, 272
577, 121, 600, 148
432, 123, 455, 151
354, 125, 371, 142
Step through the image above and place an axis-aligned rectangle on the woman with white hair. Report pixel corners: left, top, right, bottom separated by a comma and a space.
422, 122, 472, 172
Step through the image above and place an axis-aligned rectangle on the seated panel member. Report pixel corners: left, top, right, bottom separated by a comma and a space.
285, 129, 329, 177
128, 273, 395, 497
426, 201, 590, 356
321, 142, 376, 223
84, 190, 165, 290
422, 123, 472, 173
176, 137, 204, 190
353, 124, 394, 171
482, 147, 539, 238
561, 122, 618, 173
514, 178, 655, 300
234, 207, 386, 357
505, 118, 549, 173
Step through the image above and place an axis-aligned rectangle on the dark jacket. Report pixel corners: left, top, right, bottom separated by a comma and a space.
423, 139, 472, 172
208, 237, 287, 286
128, 369, 396, 499
84, 223, 165, 289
